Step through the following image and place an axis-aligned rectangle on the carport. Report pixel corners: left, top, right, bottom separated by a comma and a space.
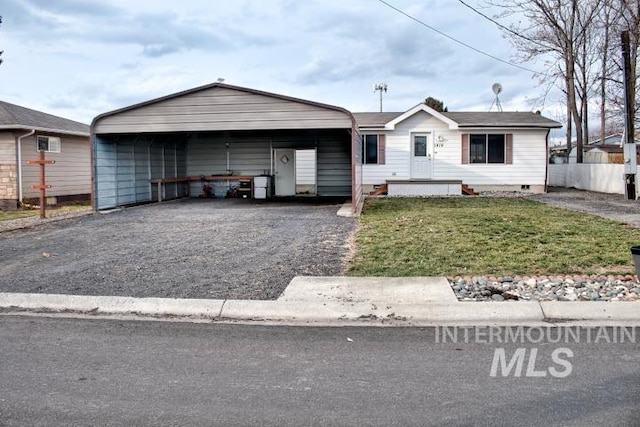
91, 83, 363, 213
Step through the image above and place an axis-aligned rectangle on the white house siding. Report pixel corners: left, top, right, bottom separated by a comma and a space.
362, 110, 548, 191
439, 129, 548, 189
362, 111, 454, 185
21, 134, 91, 199
93, 87, 352, 134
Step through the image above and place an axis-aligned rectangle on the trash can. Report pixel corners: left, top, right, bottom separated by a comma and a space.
631, 246, 640, 278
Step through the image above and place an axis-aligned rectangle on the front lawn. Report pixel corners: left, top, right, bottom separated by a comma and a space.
0, 203, 91, 222
0, 210, 37, 221
348, 197, 640, 277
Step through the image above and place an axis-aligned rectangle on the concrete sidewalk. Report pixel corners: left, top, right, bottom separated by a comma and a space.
1, 276, 639, 326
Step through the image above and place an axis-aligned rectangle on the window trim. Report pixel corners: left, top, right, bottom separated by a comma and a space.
462, 133, 513, 165
36, 135, 62, 153
363, 134, 378, 164
361, 134, 386, 165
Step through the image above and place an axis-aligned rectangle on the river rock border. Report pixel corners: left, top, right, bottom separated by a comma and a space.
450, 275, 640, 302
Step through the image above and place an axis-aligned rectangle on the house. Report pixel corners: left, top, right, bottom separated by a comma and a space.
354, 104, 562, 195
561, 133, 640, 164
583, 144, 640, 164
0, 100, 91, 210
91, 82, 362, 212
90, 83, 561, 212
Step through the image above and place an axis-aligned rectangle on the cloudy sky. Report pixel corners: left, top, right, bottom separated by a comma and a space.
0, 0, 565, 134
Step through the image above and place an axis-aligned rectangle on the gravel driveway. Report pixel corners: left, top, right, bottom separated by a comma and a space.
529, 187, 640, 227
0, 199, 356, 300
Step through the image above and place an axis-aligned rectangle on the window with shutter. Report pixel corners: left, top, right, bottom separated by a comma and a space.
362, 134, 385, 164
465, 134, 508, 164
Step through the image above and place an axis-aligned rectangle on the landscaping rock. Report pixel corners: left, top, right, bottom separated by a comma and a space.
450, 274, 640, 302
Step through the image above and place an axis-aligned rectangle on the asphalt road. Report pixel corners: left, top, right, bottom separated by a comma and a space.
1, 316, 639, 426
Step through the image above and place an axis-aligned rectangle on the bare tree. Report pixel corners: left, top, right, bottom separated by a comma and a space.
596, 1, 616, 143
488, 0, 602, 162
604, 1, 640, 133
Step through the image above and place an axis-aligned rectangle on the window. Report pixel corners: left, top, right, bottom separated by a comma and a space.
362, 134, 385, 165
36, 136, 61, 153
469, 134, 505, 164
414, 136, 427, 157
364, 134, 378, 164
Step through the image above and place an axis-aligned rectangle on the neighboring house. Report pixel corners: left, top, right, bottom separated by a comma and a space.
564, 134, 639, 164
0, 101, 91, 210
354, 104, 562, 195
583, 144, 640, 164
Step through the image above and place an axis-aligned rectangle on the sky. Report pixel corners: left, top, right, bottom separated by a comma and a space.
0, 0, 566, 136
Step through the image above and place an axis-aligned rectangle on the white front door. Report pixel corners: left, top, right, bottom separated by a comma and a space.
274, 149, 296, 196
411, 134, 432, 179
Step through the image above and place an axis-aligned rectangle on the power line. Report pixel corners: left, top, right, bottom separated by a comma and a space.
456, 0, 554, 52
377, 0, 546, 76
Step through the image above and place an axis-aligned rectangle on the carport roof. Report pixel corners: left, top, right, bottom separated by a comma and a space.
0, 100, 89, 136
91, 82, 356, 132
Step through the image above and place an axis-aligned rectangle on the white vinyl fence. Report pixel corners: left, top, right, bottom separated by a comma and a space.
548, 164, 625, 194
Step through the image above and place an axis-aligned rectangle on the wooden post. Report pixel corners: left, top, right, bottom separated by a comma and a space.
26, 151, 55, 218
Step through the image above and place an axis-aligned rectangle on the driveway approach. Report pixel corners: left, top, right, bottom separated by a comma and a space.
0, 200, 356, 300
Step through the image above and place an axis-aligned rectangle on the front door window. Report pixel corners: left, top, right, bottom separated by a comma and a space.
414, 136, 427, 157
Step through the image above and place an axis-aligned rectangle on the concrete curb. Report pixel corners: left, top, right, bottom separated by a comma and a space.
0, 293, 225, 318
1, 275, 639, 325
540, 301, 640, 321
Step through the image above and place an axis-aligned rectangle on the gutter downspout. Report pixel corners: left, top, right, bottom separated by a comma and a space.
16, 129, 36, 206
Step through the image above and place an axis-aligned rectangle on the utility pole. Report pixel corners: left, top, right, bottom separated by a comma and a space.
621, 30, 637, 200
373, 83, 388, 112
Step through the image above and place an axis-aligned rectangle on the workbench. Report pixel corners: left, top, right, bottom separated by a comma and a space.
150, 175, 254, 202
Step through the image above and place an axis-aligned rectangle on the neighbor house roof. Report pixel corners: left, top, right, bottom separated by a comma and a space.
353, 110, 562, 130
586, 144, 640, 154
0, 100, 90, 136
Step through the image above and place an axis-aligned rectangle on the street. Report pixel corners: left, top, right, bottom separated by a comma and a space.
0, 316, 639, 426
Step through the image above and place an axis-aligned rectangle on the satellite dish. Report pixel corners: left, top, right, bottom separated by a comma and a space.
490, 83, 503, 112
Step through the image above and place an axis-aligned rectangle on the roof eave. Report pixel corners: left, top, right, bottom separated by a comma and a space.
0, 125, 90, 137
384, 103, 459, 130
457, 124, 563, 129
